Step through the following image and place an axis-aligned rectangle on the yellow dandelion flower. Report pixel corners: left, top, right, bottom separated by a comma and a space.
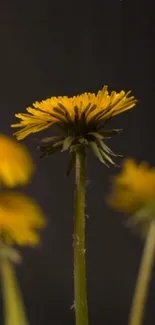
0, 191, 46, 246
107, 160, 155, 325
108, 159, 155, 214
0, 134, 35, 188
107, 159, 155, 238
11, 86, 137, 169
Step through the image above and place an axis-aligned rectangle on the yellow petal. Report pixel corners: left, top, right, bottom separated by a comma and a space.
11, 86, 137, 140
0, 191, 46, 246
107, 159, 155, 214
0, 134, 34, 187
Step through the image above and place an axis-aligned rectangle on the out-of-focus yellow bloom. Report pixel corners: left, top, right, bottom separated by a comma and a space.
0, 191, 46, 246
108, 160, 155, 325
0, 134, 34, 188
11, 86, 136, 140
108, 159, 155, 214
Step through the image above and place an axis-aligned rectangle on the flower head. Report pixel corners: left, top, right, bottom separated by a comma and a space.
11, 86, 136, 170
0, 191, 46, 246
108, 159, 155, 213
107, 159, 155, 236
0, 134, 35, 188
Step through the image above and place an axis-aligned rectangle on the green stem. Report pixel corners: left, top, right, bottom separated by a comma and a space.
1, 258, 29, 325
73, 147, 89, 325
128, 221, 155, 325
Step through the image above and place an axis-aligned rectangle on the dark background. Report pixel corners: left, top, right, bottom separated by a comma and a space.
0, 0, 155, 324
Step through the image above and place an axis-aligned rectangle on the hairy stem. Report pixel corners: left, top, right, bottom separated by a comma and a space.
1, 258, 29, 325
128, 221, 155, 325
73, 147, 89, 325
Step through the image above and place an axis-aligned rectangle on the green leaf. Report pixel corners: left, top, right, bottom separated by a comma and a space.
103, 129, 123, 137
40, 136, 64, 144
100, 149, 116, 166
66, 151, 76, 176
88, 141, 109, 166
61, 136, 73, 152
0, 246, 21, 264
96, 138, 118, 157
79, 138, 89, 145
87, 132, 104, 140
98, 128, 123, 138
39, 140, 63, 158
129, 204, 154, 227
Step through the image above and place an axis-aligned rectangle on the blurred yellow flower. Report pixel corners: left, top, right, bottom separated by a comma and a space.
108, 159, 155, 214
11, 86, 136, 140
0, 134, 35, 188
0, 191, 46, 246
